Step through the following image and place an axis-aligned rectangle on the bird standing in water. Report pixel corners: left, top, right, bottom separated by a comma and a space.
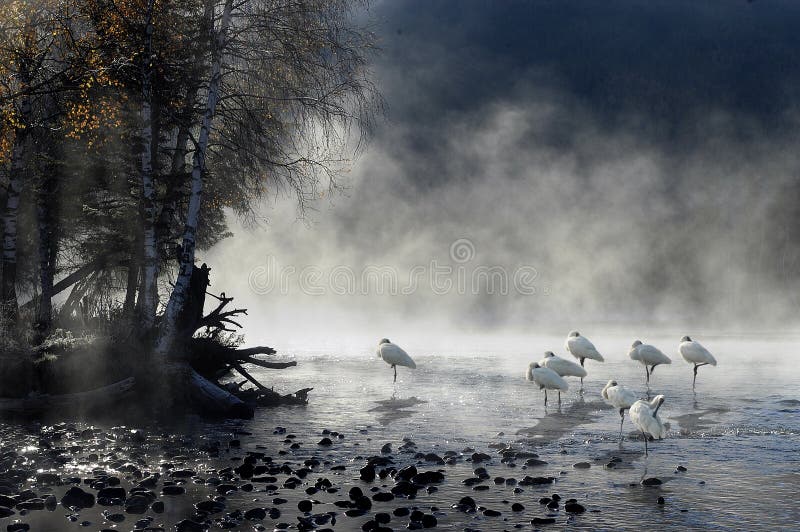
679, 336, 717, 389
564, 331, 604, 386
377, 338, 416, 383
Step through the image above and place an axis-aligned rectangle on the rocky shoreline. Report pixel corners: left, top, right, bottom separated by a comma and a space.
0, 419, 679, 531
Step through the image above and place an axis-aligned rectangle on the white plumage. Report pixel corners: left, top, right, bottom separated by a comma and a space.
526, 362, 568, 406
679, 335, 717, 388
629, 340, 671, 385
540, 351, 587, 378
629, 395, 667, 456
564, 331, 604, 385
377, 338, 416, 382
601, 380, 638, 439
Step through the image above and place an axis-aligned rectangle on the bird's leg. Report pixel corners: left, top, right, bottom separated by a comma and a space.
558, 391, 562, 405
393, 365, 397, 383
580, 358, 585, 367
619, 408, 625, 440
643, 431, 648, 456
645, 366, 650, 385
544, 389, 548, 406
693, 363, 707, 389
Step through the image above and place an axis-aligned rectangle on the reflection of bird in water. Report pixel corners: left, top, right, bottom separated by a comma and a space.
629, 395, 666, 456
629, 340, 671, 386
565, 331, 604, 385
601, 380, 638, 440
679, 336, 717, 389
526, 362, 568, 406
376, 338, 416, 383
541, 351, 587, 392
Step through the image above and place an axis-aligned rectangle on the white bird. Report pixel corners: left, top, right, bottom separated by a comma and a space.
526, 362, 569, 406
628, 395, 667, 456
601, 380, 638, 440
540, 351, 588, 380
679, 336, 717, 389
628, 340, 671, 385
376, 338, 416, 383
564, 331, 604, 385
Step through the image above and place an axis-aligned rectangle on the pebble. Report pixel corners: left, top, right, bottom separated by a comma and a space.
641, 478, 663, 486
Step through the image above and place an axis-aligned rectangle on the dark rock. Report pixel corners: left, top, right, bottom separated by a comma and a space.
641, 478, 663, 486
318, 438, 333, 446
539, 497, 551, 505
44, 495, 57, 511
6, 524, 30, 531
348, 487, 364, 500
676, 465, 687, 472
393, 507, 410, 517
531, 517, 556, 525
525, 458, 548, 466
0, 507, 15, 518
471, 453, 491, 463
573, 462, 590, 469
244, 507, 267, 520
372, 492, 394, 502
175, 520, 205, 532
395, 465, 417, 482
298, 500, 313, 512
511, 503, 524, 511
410, 510, 424, 522
551, 494, 561, 501
375, 512, 391, 524
98, 487, 126, 500
657, 497, 665, 505
161, 485, 185, 496
151, 501, 164, 513
359, 465, 376, 482
411, 471, 444, 484
483, 509, 501, 517
354, 496, 372, 510
565, 501, 585, 514
547, 500, 559, 509
420, 514, 437, 527
61, 487, 95, 509
380, 443, 392, 454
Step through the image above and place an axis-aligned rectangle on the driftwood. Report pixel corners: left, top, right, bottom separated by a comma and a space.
0, 377, 135, 414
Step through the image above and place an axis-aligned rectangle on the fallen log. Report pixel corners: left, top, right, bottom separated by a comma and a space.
0, 377, 135, 414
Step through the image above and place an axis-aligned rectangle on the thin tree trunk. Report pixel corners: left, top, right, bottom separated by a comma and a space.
139, 0, 159, 332
157, 0, 234, 359
1, 95, 31, 324
35, 162, 58, 333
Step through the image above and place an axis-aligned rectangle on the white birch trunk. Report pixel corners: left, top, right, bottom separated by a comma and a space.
156, 0, 234, 359
1, 99, 30, 322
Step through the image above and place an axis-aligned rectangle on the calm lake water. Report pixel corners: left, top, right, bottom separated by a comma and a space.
2, 332, 799, 531
242, 332, 800, 530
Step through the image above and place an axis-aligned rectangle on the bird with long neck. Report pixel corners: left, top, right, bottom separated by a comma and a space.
376, 338, 416, 383
679, 335, 717, 389
629, 340, 671, 386
601, 379, 638, 440
526, 362, 568, 406
629, 394, 666, 456
564, 331, 604, 386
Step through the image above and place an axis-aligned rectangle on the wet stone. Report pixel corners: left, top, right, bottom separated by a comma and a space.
573, 462, 591, 469
394, 507, 410, 517
531, 517, 556, 525
61, 487, 95, 509
565, 501, 585, 514
641, 478, 663, 486
511, 503, 525, 511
